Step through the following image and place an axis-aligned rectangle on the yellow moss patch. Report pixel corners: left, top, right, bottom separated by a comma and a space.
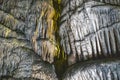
4, 14, 18, 29
49, 38, 60, 57
43, 0, 65, 60
5, 28, 11, 37
32, 0, 66, 64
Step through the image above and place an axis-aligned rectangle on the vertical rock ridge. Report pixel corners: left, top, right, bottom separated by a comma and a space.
60, 0, 120, 63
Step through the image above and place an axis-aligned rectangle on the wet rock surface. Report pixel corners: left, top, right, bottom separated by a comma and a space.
62, 58, 120, 80
0, 37, 58, 79
0, 0, 58, 80
0, 0, 120, 80
60, 0, 120, 64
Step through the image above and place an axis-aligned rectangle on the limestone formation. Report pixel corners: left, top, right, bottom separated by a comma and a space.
0, 0, 120, 80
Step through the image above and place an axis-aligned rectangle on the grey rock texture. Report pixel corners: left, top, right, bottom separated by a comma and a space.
0, 0, 58, 80
62, 58, 120, 80
59, 0, 120, 79
0, 38, 58, 80
0, 0, 120, 80
60, 0, 120, 64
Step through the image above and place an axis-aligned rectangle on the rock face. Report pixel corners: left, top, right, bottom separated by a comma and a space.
60, 0, 120, 64
0, 0, 120, 80
60, 0, 120, 79
0, 0, 58, 80
62, 58, 120, 80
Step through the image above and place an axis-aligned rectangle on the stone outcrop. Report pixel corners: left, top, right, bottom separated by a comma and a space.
0, 0, 58, 79
60, 0, 120, 64
0, 0, 120, 80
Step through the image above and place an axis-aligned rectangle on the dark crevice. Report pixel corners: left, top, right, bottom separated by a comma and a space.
0, 76, 41, 80
0, 36, 30, 42
0, 23, 25, 35
0, 9, 26, 22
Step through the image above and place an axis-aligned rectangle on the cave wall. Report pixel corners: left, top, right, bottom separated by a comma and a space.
0, 0, 120, 80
